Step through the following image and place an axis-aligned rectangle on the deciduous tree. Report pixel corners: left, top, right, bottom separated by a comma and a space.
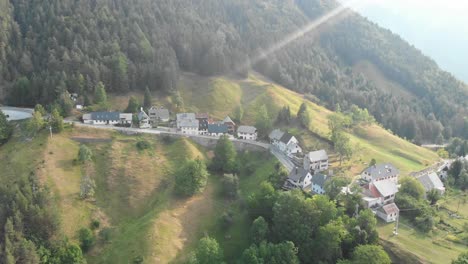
174, 159, 209, 197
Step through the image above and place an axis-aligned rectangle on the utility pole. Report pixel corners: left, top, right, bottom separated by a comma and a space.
49, 126, 53, 138
393, 213, 399, 236
353, 203, 359, 218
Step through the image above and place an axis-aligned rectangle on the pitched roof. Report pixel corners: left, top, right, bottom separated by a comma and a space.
269, 129, 284, 141
307, 150, 328, 162
208, 123, 228, 134
237, 125, 257, 134
280, 132, 294, 144
288, 167, 310, 183
223, 116, 235, 124
312, 173, 329, 188
177, 113, 196, 121
196, 113, 209, 119
378, 203, 399, 215
119, 113, 133, 121
138, 110, 149, 121
362, 163, 399, 180
149, 107, 169, 120
417, 172, 444, 192
179, 118, 199, 128
90, 112, 120, 121
373, 179, 398, 197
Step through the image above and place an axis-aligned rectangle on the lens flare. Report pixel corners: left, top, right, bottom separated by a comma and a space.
240, 0, 368, 72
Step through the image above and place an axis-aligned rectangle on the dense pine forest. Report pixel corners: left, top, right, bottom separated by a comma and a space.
0, 0, 467, 143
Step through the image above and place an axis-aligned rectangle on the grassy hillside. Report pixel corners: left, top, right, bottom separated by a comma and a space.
110, 72, 438, 176
0, 124, 277, 263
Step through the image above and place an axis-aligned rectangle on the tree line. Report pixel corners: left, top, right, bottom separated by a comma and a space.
0, 0, 467, 142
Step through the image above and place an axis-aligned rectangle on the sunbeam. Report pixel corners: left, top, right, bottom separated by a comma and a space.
241, 0, 367, 71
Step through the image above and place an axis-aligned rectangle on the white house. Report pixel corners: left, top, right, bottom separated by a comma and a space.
311, 173, 329, 195
176, 113, 199, 135
207, 123, 228, 137
179, 119, 199, 135
269, 129, 284, 143
82, 112, 132, 126
437, 161, 451, 180
304, 150, 329, 173
361, 163, 399, 183
138, 109, 151, 129
416, 172, 445, 195
237, 126, 257, 141
149, 106, 170, 123
270, 129, 302, 157
376, 203, 399, 223
363, 179, 399, 208
284, 167, 312, 190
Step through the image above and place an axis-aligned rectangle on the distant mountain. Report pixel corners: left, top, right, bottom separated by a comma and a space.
350, 1, 468, 83
0, 0, 467, 142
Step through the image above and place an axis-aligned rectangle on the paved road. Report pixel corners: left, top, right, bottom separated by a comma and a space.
69, 121, 288, 166
270, 146, 295, 171
0, 106, 34, 121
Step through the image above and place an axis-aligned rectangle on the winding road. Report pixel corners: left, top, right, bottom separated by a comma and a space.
67, 121, 294, 171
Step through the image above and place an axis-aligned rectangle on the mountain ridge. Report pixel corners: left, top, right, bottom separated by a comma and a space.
0, 0, 466, 142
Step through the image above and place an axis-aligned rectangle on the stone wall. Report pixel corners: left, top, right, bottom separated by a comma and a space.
162, 133, 269, 152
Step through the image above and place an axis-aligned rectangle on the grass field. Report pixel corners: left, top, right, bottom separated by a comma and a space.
109, 72, 438, 176
378, 217, 466, 264
0, 68, 452, 263
176, 72, 438, 176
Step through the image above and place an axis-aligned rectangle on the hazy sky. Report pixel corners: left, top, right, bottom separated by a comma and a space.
343, 0, 468, 82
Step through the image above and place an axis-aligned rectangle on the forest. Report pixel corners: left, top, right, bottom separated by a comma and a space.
0, 0, 467, 143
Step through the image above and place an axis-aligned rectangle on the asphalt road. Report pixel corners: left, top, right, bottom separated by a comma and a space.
0, 106, 34, 121
69, 121, 291, 169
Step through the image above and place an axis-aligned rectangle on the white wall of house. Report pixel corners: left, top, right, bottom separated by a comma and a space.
362, 172, 398, 183
376, 211, 398, 223
312, 183, 325, 194
140, 119, 151, 128
208, 132, 226, 137
238, 132, 257, 141
304, 159, 329, 172
181, 127, 199, 135
302, 174, 312, 188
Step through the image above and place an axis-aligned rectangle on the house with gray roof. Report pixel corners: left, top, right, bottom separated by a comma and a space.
362, 179, 399, 209
176, 113, 199, 135
148, 106, 170, 123
138, 108, 151, 129
83, 112, 132, 126
376, 203, 399, 223
207, 123, 228, 137
270, 129, 302, 157
223, 116, 236, 134
311, 173, 329, 195
284, 167, 312, 190
237, 126, 257, 141
361, 163, 399, 183
416, 172, 445, 195
196, 113, 210, 133
304, 150, 329, 173
269, 129, 284, 142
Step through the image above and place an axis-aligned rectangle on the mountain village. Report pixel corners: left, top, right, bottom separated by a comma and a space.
80, 107, 452, 225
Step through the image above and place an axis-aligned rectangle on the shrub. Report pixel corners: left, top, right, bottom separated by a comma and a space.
78, 228, 95, 252
91, 220, 100, 230
136, 140, 151, 150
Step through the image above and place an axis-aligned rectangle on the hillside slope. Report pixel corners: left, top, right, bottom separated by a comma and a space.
0, 0, 466, 142
110, 72, 439, 175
